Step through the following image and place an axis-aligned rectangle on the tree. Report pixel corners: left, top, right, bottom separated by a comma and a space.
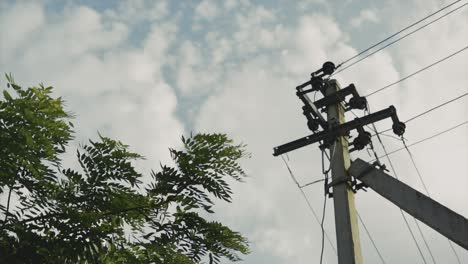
0, 74, 250, 263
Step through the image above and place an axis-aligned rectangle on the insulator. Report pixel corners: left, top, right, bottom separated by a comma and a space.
392, 122, 406, 136
322, 61, 336, 75
348, 96, 367, 110
310, 76, 324, 90
352, 131, 372, 150
307, 119, 319, 131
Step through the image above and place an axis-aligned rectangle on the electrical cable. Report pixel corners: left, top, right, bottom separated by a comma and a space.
367, 94, 464, 263
402, 139, 431, 196
337, 0, 464, 67
401, 138, 437, 264
356, 212, 386, 264
371, 125, 429, 264
300, 178, 325, 188
370, 105, 449, 263
319, 187, 327, 264
332, 2, 468, 76
364, 106, 429, 263
377, 132, 402, 141
413, 216, 438, 264
401, 139, 462, 264
280, 155, 337, 254
404, 91, 468, 123
378, 91, 468, 134
366, 46, 468, 97
319, 146, 334, 264
368, 115, 435, 264
319, 149, 328, 264
375, 120, 468, 159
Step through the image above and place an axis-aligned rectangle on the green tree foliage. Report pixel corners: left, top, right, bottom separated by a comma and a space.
0, 75, 250, 263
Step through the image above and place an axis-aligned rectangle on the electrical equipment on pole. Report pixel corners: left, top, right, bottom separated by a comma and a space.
273, 62, 468, 263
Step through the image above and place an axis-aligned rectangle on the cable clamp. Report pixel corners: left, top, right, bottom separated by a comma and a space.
351, 161, 390, 192
328, 177, 348, 187
327, 176, 355, 196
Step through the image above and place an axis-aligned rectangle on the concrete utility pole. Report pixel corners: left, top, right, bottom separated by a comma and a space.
273, 61, 406, 263
326, 80, 363, 264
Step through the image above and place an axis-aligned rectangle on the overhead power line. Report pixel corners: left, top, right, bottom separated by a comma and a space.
370, 125, 429, 263
376, 120, 468, 159
337, 0, 464, 67
357, 212, 386, 264
379, 91, 468, 134
319, 147, 335, 264
401, 140, 462, 263
332, 1, 468, 76
366, 45, 468, 97
413, 216, 438, 264
319, 170, 328, 264
280, 156, 337, 254
404, 92, 468, 123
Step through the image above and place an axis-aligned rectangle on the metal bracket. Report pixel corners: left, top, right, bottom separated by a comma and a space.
313, 84, 366, 110
327, 175, 357, 196
350, 161, 390, 193
297, 88, 328, 130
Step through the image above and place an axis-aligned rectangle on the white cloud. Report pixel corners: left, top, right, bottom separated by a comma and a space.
194, 2, 468, 263
351, 9, 380, 28
0, 1, 45, 62
195, 0, 219, 20
0, 1, 184, 174
1, 0, 467, 263
104, 0, 169, 24
211, 37, 232, 64
194, 15, 362, 263
296, 0, 327, 11
224, 0, 238, 10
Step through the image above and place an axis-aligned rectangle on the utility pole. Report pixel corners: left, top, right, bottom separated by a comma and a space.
273, 61, 468, 262
326, 80, 362, 264
273, 61, 406, 263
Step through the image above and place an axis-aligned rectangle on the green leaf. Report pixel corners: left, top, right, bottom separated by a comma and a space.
3, 90, 12, 100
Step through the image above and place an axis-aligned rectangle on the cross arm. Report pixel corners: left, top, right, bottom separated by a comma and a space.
273, 106, 397, 156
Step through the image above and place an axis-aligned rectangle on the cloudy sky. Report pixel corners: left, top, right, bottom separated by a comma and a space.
1, 0, 467, 263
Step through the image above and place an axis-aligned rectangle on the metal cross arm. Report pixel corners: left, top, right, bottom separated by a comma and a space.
314, 84, 367, 111
349, 158, 468, 250
273, 106, 401, 156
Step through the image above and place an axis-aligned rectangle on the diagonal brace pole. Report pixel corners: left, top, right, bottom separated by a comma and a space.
349, 158, 468, 250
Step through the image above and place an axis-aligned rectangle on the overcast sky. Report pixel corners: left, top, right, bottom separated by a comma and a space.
1, 0, 467, 263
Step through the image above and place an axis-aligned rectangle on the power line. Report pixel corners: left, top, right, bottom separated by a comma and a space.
319, 171, 328, 264
368, 93, 466, 264
300, 178, 325, 188
405, 92, 468, 123
402, 140, 431, 196
332, 2, 468, 76
280, 155, 337, 254
370, 124, 429, 264
413, 217, 438, 264
364, 115, 430, 262
356, 211, 386, 264
337, 0, 464, 67
401, 139, 462, 264
377, 120, 468, 158
366, 46, 468, 97
379, 91, 468, 134
319, 147, 334, 264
